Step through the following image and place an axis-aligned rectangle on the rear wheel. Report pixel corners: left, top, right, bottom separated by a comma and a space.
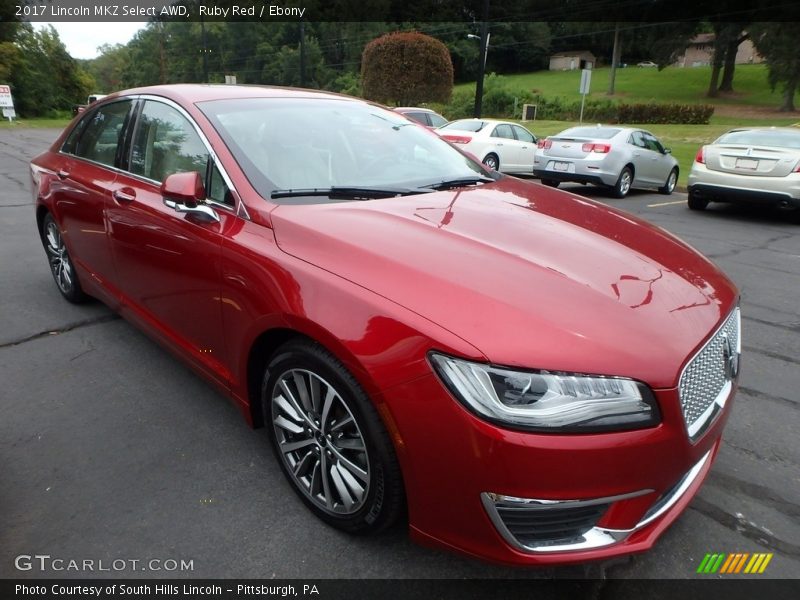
482, 153, 499, 171
540, 179, 560, 188
262, 339, 404, 534
688, 190, 709, 211
612, 167, 633, 198
41, 213, 88, 303
659, 168, 678, 195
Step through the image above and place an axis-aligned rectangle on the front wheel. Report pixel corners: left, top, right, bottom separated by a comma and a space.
612, 167, 633, 198
262, 339, 404, 534
41, 213, 88, 303
482, 153, 499, 171
659, 168, 678, 195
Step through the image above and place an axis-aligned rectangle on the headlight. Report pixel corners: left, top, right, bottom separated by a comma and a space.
429, 353, 660, 432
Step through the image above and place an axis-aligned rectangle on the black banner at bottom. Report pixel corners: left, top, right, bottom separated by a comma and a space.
3, 579, 799, 600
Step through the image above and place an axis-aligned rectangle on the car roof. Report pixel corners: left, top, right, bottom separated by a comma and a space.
100, 84, 363, 106
394, 107, 438, 113
448, 118, 518, 126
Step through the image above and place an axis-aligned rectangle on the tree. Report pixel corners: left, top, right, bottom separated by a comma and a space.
361, 31, 453, 105
707, 23, 749, 97
749, 23, 800, 112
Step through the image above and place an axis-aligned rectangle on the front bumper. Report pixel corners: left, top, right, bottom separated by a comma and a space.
381, 373, 733, 566
688, 163, 800, 207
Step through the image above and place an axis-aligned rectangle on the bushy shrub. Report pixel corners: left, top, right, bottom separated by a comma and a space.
361, 32, 453, 106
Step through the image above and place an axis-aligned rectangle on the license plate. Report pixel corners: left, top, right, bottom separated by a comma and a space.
553, 161, 569, 172
735, 158, 758, 170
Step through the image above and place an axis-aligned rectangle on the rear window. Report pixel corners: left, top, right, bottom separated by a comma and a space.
555, 127, 620, 140
440, 120, 487, 133
716, 129, 800, 149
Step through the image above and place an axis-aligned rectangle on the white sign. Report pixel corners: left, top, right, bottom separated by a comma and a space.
0, 84, 14, 109
2, 108, 15, 119
579, 69, 592, 95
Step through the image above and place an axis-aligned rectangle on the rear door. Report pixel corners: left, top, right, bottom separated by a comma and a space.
512, 125, 537, 171
106, 97, 240, 387
51, 99, 135, 299
489, 123, 520, 171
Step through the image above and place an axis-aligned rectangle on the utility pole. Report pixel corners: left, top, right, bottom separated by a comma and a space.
200, 15, 209, 83
608, 22, 621, 95
473, 0, 490, 118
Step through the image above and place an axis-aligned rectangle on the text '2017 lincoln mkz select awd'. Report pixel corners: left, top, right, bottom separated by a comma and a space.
30, 84, 740, 566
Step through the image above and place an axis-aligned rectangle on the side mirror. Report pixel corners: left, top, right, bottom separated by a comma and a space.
664, 148, 672, 154
161, 172, 219, 223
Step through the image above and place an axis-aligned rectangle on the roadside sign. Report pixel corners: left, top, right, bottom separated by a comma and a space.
579, 69, 592, 95
0, 85, 15, 122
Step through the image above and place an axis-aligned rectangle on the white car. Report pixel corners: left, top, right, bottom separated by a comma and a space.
437, 119, 537, 174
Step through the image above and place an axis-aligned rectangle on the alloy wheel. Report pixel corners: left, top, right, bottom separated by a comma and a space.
271, 369, 371, 515
45, 220, 75, 295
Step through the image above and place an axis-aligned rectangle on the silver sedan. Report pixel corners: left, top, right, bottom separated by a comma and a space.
533, 126, 679, 198
687, 127, 800, 211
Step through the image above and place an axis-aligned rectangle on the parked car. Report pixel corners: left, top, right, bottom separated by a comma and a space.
533, 125, 679, 197
31, 84, 740, 566
687, 127, 800, 211
393, 106, 448, 129
72, 93, 108, 116
437, 118, 537, 174
637, 61, 657, 68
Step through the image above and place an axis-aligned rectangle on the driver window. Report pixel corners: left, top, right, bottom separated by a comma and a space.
131, 100, 209, 183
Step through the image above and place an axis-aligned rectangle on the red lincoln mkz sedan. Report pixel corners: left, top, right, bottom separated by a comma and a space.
30, 84, 740, 566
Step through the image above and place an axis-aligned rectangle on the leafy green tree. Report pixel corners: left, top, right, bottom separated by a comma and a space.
361, 31, 453, 105
749, 22, 800, 112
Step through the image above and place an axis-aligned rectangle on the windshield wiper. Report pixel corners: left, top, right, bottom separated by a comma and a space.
422, 176, 497, 191
271, 186, 432, 200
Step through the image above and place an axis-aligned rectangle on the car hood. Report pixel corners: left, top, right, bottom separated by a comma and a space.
270, 178, 737, 388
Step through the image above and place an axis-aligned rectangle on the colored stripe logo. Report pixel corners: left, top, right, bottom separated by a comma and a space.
696, 552, 773, 574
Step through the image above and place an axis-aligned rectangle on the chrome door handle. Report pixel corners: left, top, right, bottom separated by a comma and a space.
496, 143, 504, 146
164, 198, 220, 223
113, 189, 136, 203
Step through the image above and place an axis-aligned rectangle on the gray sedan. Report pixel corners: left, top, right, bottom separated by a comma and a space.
687, 127, 800, 211
533, 126, 679, 198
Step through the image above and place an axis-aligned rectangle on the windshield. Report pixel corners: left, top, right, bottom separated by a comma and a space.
716, 129, 800, 149
198, 97, 488, 203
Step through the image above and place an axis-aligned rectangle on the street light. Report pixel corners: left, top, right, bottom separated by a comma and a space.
467, 31, 490, 118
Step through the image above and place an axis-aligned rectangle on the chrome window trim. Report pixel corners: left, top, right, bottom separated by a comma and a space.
59, 94, 246, 220
481, 449, 711, 553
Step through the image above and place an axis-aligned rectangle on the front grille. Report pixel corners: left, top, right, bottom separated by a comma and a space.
495, 503, 609, 547
679, 307, 740, 441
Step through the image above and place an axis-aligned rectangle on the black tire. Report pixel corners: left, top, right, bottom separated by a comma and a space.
541, 179, 560, 188
659, 168, 678, 195
483, 153, 499, 171
688, 190, 709, 211
41, 213, 88, 303
261, 339, 404, 534
612, 167, 633, 198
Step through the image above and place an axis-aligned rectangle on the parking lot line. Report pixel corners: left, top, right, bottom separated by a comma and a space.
647, 200, 686, 208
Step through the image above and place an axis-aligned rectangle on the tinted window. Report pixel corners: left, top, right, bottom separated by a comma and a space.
492, 124, 515, 139
207, 162, 233, 207
130, 100, 209, 183
428, 113, 448, 128
716, 129, 800, 149
557, 127, 620, 140
404, 112, 429, 126
440, 120, 487, 133
642, 133, 665, 153
629, 131, 646, 148
513, 126, 535, 143
72, 100, 132, 166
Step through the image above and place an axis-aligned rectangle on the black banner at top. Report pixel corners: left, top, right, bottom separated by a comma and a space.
8, 0, 800, 22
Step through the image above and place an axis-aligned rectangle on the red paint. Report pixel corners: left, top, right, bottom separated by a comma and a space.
31, 85, 739, 566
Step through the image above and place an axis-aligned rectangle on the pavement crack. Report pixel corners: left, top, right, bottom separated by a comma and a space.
706, 471, 800, 518
722, 438, 797, 468
0, 314, 119, 349
742, 344, 800, 366
737, 386, 799, 410
690, 496, 800, 557
0, 203, 32, 208
742, 314, 800, 333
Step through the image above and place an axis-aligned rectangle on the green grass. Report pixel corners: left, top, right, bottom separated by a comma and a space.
0, 118, 71, 129
456, 64, 799, 110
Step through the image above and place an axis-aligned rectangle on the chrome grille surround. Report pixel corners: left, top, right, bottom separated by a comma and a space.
678, 307, 741, 442
481, 450, 712, 553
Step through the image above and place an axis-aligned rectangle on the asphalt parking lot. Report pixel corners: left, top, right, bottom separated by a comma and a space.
1, 127, 799, 581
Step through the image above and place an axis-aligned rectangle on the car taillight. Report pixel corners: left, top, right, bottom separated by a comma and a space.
794, 160, 800, 173
581, 143, 611, 153
695, 146, 705, 164
537, 139, 552, 149
443, 134, 472, 144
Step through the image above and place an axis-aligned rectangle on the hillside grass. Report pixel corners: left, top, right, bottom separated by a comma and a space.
0, 118, 71, 129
